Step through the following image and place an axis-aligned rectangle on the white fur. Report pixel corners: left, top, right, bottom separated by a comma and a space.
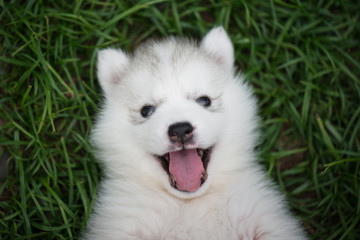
83, 27, 306, 239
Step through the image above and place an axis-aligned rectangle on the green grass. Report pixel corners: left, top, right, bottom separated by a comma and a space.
0, 0, 359, 239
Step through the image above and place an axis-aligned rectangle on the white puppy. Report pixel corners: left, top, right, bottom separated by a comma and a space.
83, 27, 306, 239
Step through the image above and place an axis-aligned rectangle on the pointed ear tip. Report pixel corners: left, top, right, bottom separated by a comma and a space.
204, 27, 231, 44
203, 26, 232, 45
97, 48, 128, 64
97, 48, 113, 57
209, 26, 227, 34
97, 49, 109, 61
215, 26, 225, 31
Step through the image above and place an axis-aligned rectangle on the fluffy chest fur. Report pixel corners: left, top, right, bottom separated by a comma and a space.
85, 169, 304, 240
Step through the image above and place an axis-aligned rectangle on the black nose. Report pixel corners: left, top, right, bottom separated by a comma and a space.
168, 122, 194, 143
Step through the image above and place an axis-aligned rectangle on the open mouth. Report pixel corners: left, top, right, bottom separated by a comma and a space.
156, 147, 212, 193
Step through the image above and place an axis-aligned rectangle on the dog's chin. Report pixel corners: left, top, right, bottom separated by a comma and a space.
155, 147, 213, 199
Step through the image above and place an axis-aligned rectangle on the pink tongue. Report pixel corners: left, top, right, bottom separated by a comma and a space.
169, 149, 204, 192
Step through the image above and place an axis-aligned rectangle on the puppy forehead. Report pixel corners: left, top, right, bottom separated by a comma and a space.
124, 40, 222, 94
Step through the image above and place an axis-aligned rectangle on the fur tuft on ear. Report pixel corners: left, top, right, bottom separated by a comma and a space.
201, 27, 234, 70
97, 48, 129, 96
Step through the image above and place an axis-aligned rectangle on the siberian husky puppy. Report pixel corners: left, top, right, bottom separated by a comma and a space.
83, 27, 306, 239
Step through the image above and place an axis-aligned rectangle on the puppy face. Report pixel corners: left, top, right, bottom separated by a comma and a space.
95, 27, 244, 199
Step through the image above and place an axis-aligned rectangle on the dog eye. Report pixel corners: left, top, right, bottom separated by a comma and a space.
196, 96, 211, 108
141, 105, 156, 118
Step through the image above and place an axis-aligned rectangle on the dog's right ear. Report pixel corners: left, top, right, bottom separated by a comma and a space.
97, 48, 129, 96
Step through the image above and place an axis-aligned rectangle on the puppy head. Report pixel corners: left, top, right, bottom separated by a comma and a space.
94, 27, 256, 199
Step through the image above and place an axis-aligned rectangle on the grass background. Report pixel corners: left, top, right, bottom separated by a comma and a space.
0, 0, 359, 239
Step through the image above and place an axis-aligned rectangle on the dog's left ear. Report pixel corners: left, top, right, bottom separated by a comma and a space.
201, 27, 234, 70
